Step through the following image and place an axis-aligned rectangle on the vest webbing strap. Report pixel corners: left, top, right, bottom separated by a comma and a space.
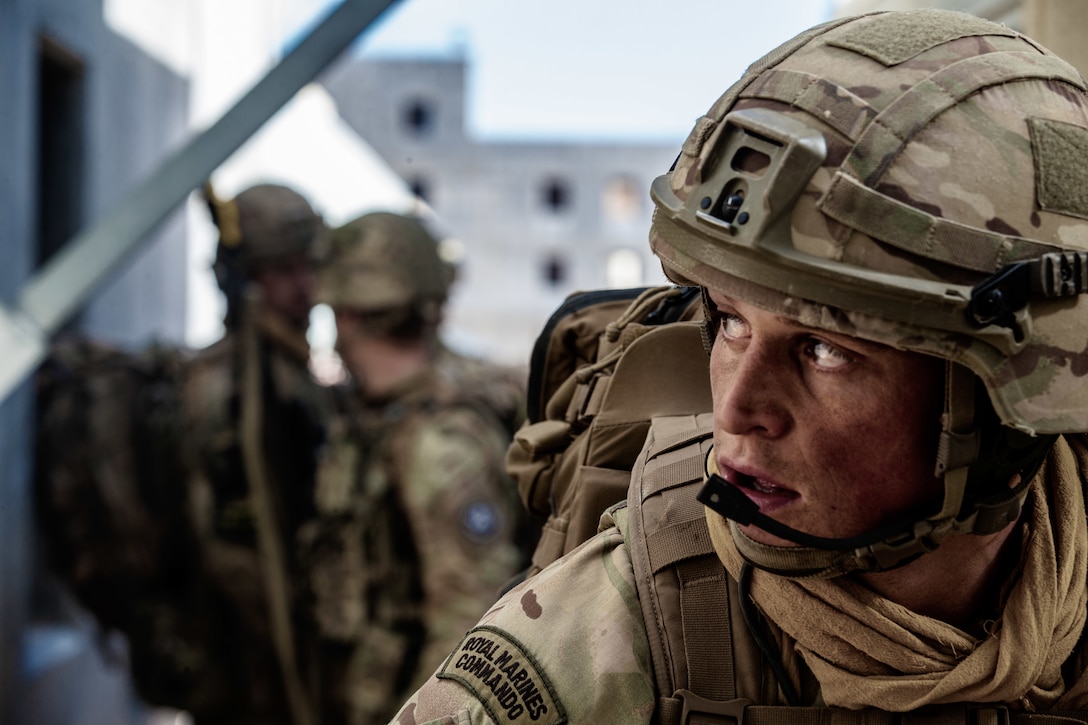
637, 418, 736, 725
646, 517, 717, 574
644, 448, 713, 497
679, 556, 734, 702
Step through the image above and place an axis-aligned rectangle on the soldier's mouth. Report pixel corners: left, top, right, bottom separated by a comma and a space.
718, 461, 799, 510
740, 475, 780, 494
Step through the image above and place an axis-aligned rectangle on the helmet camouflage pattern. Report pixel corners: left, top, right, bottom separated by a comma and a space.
212, 183, 324, 270
314, 211, 453, 311
650, 9, 1088, 437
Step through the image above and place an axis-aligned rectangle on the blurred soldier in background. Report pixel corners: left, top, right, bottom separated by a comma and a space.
36, 181, 337, 725
303, 211, 528, 724
179, 182, 335, 724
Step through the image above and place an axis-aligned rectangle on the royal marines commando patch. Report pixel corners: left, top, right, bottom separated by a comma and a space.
438, 625, 567, 724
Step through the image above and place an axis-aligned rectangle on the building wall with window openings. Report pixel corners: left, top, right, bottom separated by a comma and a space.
322, 54, 678, 365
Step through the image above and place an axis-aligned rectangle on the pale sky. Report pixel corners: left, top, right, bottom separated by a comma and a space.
336, 0, 836, 141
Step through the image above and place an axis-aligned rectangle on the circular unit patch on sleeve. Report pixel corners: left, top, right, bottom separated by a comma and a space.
460, 499, 501, 542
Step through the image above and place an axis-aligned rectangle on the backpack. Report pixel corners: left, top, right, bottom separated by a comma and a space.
505, 285, 710, 577
35, 338, 192, 617
33, 338, 207, 707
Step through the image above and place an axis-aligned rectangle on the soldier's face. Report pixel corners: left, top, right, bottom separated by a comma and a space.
252, 253, 315, 330
706, 289, 945, 545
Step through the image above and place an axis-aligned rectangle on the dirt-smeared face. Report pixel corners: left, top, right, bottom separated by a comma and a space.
707, 288, 946, 545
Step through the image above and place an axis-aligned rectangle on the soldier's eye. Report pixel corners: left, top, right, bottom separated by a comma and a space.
804, 339, 851, 370
718, 312, 748, 340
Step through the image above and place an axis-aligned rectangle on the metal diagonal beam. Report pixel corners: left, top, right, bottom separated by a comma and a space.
0, 0, 401, 402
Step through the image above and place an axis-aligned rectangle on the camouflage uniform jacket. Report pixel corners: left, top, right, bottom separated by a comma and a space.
438, 345, 527, 438
302, 348, 523, 724
180, 305, 334, 724
390, 416, 1088, 725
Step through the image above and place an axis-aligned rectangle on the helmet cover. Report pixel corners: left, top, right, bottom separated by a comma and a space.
213, 183, 324, 269
314, 211, 453, 311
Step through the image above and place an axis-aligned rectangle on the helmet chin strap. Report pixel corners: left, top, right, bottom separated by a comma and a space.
698, 362, 1030, 578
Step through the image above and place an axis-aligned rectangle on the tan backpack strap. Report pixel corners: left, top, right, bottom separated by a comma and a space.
677, 557, 735, 700
628, 415, 750, 725
239, 294, 315, 725
640, 417, 736, 709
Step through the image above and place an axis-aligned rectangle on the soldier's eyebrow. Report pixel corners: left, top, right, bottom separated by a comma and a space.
708, 291, 808, 329
708, 289, 891, 353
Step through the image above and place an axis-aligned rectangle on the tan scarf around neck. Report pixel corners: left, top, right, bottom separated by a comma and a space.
706, 435, 1088, 711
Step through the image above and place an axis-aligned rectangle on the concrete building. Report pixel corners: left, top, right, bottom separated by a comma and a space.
1, 1, 191, 723
322, 54, 680, 365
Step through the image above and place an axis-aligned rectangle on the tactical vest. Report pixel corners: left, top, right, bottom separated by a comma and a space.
302, 388, 427, 710
622, 414, 1088, 725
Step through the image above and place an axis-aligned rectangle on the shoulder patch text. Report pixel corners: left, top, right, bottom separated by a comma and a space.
437, 626, 567, 725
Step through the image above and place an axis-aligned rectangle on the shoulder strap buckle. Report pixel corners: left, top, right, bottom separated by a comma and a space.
677, 690, 750, 725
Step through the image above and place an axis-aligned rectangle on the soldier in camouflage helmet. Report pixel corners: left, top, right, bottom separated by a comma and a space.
177, 182, 336, 724
34, 181, 339, 725
306, 210, 526, 723
34, 183, 339, 725
391, 10, 1088, 723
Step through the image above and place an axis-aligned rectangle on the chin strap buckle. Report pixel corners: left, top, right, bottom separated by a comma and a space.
854, 518, 958, 572
934, 429, 980, 477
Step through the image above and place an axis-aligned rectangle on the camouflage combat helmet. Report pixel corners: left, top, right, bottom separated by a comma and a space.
314, 211, 453, 313
649, 9, 1088, 576
208, 182, 323, 272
